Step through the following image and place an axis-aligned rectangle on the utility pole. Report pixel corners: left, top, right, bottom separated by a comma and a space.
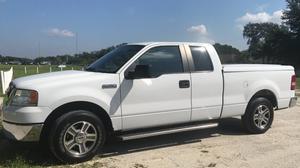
38, 41, 41, 58
75, 32, 78, 56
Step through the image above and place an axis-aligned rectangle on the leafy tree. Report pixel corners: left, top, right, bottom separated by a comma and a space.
282, 0, 300, 66
213, 43, 247, 63
0, 55, 32, 64
243, 23, 290, 63
282, 0, 300, 38
241, 0, 300, 66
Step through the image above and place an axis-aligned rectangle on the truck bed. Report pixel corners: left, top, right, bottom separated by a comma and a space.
221, 64, 295, 118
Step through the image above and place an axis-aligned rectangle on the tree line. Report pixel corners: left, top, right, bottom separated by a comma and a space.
0, 43, 246, 66
0, 45, 121, 66
243, 0, 300, 66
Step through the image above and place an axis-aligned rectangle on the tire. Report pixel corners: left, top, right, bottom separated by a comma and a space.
48, 110, 106, 163
242, 97, 274, 134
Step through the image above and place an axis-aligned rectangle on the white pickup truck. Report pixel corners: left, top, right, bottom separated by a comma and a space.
1, 42, 297, 163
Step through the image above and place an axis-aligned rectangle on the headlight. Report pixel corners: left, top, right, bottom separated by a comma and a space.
9, 89, 38, 107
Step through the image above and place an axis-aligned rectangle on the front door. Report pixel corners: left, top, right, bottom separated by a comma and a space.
120, 45, 191, 130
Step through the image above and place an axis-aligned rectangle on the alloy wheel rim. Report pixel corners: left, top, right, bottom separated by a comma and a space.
63, 121, 98, 156
253, 105, 271, 129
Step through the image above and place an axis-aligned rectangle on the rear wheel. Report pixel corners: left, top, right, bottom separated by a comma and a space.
48, 110, 106, 163
242, 97, 274, 134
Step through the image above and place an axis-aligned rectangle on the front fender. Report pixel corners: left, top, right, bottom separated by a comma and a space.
39, 86, 122, 118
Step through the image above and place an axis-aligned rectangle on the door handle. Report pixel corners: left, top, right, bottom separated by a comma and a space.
179, 80, 190, 88
102, 84, 117, 89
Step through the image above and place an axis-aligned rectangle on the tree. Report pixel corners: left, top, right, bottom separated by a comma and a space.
282, 0, 300, 38
243, 23, 290, 63
213, 43, 247, 63
282, 0, 300, 66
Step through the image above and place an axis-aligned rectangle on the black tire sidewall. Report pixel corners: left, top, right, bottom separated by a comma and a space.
49, 110, 106, 163
243, 97, 274, 134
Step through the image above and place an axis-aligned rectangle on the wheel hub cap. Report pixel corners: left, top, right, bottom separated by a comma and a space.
63, 121, 98, 156
253, 105, 271, 129
75, 132, 87, 144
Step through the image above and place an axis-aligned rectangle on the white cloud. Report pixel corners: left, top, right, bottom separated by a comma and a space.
236, 10, 283, 30
187, 24, 208, 35
46, 28, 75, 37
187, 24, 214, 44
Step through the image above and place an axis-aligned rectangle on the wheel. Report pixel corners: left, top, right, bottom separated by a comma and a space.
48, 110, 106, 163
242, 97, 274, 134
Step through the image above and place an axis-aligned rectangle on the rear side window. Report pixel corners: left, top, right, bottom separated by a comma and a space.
190, 46, 213, 71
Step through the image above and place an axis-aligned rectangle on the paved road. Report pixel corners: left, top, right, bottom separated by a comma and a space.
0, 99, 299, 168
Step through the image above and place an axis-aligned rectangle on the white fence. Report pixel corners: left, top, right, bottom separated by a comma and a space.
1, 67, 13, 94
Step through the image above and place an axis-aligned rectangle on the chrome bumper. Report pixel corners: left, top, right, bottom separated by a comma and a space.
289, 97, 298, 108
2, 121, 43, 142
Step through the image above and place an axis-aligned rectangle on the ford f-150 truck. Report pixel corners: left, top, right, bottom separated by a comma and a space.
1, 42, 297, 163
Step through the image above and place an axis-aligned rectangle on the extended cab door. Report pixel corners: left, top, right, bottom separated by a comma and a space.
184, 45, 223, 121
119, 45, 191, 130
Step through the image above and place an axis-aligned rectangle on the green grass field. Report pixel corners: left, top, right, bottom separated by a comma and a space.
0, 64, 83, 96
0, 64, 83, 78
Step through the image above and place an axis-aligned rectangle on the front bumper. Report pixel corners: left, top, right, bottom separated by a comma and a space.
2, 121, 43, 141
289, 97, 298, 108
1, 105, 49, 142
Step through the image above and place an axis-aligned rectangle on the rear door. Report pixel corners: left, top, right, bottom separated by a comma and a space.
184, 45, 223, 121
119, 45, 192, 130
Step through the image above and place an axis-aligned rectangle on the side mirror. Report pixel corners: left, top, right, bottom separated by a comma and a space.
125, 64, 150, 79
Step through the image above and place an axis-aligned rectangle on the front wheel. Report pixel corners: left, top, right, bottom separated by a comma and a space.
242, 97, 274, 134
48, 110, 106, 163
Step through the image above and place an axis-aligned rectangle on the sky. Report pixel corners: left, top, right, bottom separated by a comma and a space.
0, 0, 287, 58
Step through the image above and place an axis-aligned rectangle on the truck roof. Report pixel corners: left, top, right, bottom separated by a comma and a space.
130, 42, 212, 46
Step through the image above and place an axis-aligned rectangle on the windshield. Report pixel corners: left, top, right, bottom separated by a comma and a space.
86, 45, 145, 73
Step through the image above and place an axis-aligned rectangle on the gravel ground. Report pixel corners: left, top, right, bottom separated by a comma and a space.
0, 98, 300, 168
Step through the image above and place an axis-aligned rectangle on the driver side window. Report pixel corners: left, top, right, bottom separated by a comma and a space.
132, 46, 184, 78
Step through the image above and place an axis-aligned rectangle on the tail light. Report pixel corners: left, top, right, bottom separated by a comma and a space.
291, 75, 296, 90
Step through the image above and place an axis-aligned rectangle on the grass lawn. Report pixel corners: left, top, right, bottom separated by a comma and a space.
0, 64, 83, 78
297, 78, 300, 90
0, 64, 83, 96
